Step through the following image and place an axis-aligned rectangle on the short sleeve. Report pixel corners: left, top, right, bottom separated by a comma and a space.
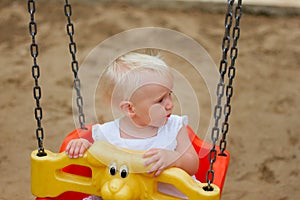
92, 124, 106, 141
157, 115, 189, 151
163, 115, 188, 133
182, 115, 188, 126
92, 120, 122, 145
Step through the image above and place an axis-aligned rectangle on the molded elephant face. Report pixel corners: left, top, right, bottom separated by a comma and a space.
100, 162, 142, 200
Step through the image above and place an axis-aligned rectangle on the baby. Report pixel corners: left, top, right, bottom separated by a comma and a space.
65, 52, 199, 199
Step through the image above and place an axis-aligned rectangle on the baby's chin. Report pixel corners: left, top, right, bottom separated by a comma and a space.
153, 117, 169, 128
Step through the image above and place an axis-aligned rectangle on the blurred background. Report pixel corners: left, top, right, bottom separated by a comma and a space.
0, 0, 299, 199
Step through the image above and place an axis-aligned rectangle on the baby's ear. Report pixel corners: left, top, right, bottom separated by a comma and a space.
119, 101, 135, 117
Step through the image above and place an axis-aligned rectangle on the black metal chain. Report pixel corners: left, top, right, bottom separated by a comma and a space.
219, 0, 242, 155
205, 0, 242, 190
63, 0, 87, 130
27, 0, 47, 157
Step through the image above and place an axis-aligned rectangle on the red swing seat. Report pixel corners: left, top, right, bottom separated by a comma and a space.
35, 125, 230, 200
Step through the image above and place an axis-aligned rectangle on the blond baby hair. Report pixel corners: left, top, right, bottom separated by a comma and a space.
100, 52, 173, 108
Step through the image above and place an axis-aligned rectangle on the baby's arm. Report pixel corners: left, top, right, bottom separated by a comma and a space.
171, 126, 199, 175
65, 138, 92, 158
143, 126, 199, 176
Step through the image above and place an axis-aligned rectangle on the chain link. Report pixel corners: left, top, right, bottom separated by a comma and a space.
27, 0, 47, 157
64, 0, 87, 130
205, 0, 242, 190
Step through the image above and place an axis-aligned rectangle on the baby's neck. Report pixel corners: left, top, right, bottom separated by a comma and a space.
119, 116, 158, 139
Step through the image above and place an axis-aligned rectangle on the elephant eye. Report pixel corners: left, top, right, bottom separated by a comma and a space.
109, 162, 117, 176
119, 165, 129, 178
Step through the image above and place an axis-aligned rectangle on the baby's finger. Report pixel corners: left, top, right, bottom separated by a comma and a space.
144, 154, 159, 167
143, 149, 158, 158
154, 168, 163, 177
65, 142, 71, 152
78, 142, 88, 157
73, 141, 83, 158
148, 160, 163, 174
67, 141, 76, 158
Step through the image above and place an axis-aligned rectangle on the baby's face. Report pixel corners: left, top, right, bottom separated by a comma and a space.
130, 78, 174, 128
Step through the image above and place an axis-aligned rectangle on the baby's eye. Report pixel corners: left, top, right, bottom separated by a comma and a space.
157, 98, 164, 103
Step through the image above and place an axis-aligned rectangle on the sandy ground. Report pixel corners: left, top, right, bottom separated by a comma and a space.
0, 1, 299, 200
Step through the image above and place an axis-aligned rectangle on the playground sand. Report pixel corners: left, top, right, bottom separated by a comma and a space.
0, 1, 299, 199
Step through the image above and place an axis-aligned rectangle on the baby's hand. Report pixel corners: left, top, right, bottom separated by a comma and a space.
143, 148, 180, 177
65, 138, 92, 158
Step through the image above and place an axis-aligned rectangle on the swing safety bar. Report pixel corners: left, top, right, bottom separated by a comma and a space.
32, 141, 220, 200
32, 125, 229, 200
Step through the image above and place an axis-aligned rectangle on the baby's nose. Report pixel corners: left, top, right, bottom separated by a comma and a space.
165, 98, 173, 110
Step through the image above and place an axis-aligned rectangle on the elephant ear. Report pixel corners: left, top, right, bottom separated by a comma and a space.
155, 168, 220, 199
87, 140, 152, 173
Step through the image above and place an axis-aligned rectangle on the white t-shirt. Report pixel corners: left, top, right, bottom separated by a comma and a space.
92, 115, 188, 151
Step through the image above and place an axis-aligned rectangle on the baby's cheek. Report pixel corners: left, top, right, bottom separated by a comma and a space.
148, 104, 166, 127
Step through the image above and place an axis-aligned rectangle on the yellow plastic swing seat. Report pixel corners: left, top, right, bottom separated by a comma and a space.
32, 125, 230, 200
